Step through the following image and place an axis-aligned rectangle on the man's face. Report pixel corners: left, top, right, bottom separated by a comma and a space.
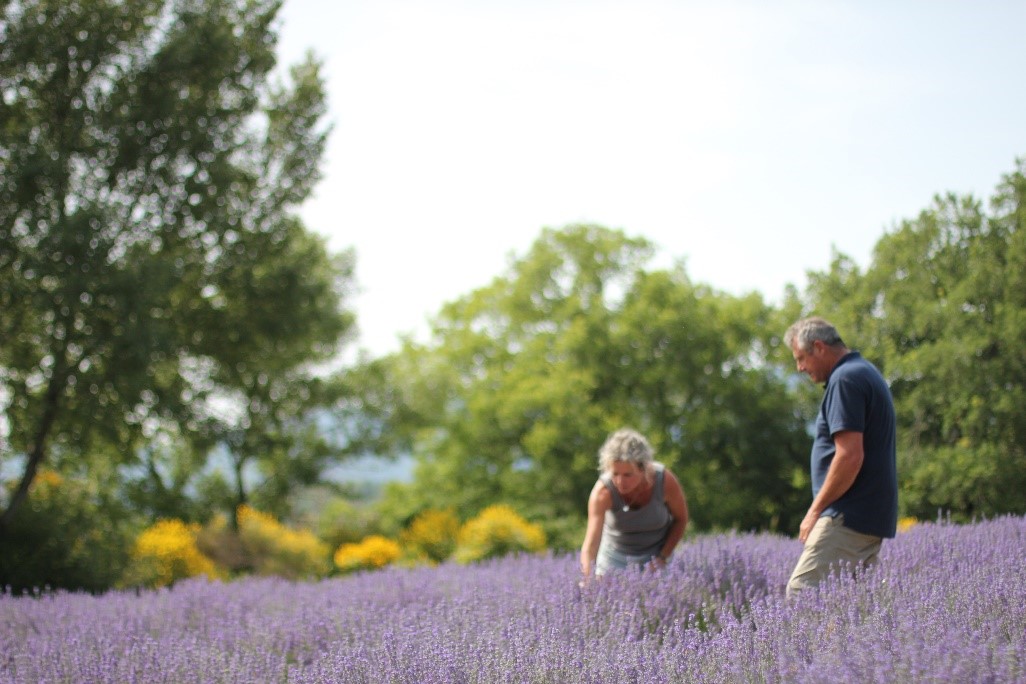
791, 339, 831, 384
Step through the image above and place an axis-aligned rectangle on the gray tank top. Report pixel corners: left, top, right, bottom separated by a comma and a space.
600, 462, 673, 556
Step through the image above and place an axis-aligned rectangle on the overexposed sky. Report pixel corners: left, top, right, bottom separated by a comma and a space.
274, 0, 1026, 358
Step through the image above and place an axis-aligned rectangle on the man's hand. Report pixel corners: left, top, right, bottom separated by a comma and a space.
798, 508, 822, 544
799, 431, 864, 543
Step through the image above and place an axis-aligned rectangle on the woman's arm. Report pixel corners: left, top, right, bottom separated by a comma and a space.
580, 480, 611, 578
655, 469, 689, 565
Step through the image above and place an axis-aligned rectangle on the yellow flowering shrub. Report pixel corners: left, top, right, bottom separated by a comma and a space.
399, 509, 461, 564
897, 516, 918, 533
334, 535, 402, 574
453, 504, 547, 564
124, 519, 223, 588
236, 505, 331, 580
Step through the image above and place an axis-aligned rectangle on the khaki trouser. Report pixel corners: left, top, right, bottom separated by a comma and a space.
786, 514, 882, 597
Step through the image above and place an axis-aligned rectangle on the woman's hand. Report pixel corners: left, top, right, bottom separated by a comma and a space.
648, 555, 668, 571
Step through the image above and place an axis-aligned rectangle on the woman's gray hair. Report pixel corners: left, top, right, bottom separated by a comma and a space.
598, 428, 654, 474
784, 317, 845, 353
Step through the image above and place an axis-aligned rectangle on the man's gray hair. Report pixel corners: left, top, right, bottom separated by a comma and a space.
784, 317, 845, 352
598, 428, 654, 474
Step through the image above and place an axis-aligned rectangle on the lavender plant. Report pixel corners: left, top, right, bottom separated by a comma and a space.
2, 516, 1024, 683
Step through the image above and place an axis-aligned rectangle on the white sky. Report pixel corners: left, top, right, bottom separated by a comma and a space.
274, 0, 1026, 359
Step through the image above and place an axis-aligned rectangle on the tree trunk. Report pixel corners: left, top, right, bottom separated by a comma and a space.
230, 450, 248, 532
0, 373, 64, 534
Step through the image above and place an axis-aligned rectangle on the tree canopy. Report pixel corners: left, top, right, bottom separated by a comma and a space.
368, 225, 810, 545
0, 0, 355, 532
365, 158, 1026, 543
800, 158, 1026, 521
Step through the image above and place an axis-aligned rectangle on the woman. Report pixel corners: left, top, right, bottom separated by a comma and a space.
580, 428, 689, 580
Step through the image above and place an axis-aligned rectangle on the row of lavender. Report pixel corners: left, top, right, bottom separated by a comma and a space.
3, 516, 1024, 683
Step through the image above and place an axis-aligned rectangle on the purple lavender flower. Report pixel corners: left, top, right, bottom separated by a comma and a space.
2, 517, 1024, 683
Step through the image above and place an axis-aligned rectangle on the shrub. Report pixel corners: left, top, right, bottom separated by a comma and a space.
196, 506, 331, 580
399, 508, 461, 564
897, 516, 918, 532
314, 497, 382, 549
195, 513, 249, 574
536, 513, 587, 552
334, 535, 402, 573
453, 504, 546, 564
122, 519, 224, 588
237, 506, 331, 580
0, 470, 135, 593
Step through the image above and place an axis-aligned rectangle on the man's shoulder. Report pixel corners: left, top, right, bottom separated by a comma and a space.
830, 353, 893, 408
833, 352, 883, 381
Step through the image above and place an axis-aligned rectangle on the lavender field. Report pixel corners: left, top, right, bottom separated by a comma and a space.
3, 516, 1025, 683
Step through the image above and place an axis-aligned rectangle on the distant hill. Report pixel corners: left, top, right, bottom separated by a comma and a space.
327, 453, 415, 486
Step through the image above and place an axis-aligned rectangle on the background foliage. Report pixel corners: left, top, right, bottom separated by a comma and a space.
0, 0, 355, 537
367, 224, 810, 544
0, 470, 136, 592
798, 159, 1026, 522
452, 504, 546, 564
2, 1, 1026, 593
121, 518, 224, 588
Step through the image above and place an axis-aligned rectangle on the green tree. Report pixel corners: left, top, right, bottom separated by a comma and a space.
801, 158, 1026, 520
0, 0, 355, 533
365, 225, 809, 542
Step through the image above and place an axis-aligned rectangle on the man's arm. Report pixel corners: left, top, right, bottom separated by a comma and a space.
798, 430, 864, 543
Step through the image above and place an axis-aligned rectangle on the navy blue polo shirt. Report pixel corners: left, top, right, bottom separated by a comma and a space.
812, 351, 898, 538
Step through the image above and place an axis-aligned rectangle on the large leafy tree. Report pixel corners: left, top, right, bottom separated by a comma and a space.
0, 0, 355, 532
368, 225, 809, 544
801, 158, 1026, 520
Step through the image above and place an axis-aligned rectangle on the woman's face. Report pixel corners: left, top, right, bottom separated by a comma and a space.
610, 461, 646, 495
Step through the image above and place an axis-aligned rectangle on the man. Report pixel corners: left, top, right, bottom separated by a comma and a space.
784, 317, 898, 597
